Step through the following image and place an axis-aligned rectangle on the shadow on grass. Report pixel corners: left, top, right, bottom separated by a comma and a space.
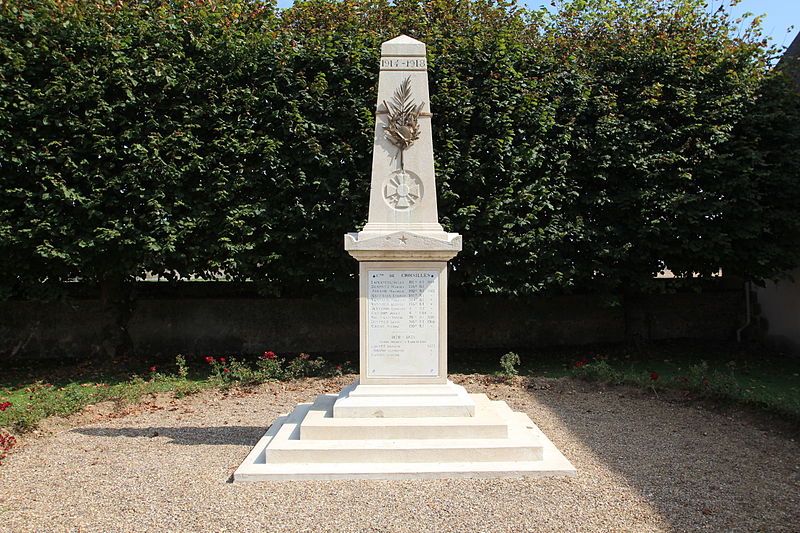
72, 425, 266, 446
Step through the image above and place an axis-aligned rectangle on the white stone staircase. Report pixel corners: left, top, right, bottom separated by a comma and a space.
234, 384, 576, 481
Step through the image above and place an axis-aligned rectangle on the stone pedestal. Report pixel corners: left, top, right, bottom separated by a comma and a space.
339, 239, 475, 420
234, 392, 575, 480
234, 35, 575, 481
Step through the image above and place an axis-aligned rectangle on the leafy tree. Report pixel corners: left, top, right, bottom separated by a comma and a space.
1, 0, 798, 354
538, 0, 800, 295
0, 0, 284, 354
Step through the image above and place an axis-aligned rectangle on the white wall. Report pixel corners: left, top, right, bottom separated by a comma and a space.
757, 268, 800, 353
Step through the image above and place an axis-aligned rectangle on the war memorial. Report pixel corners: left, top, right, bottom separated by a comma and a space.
234, 36, 576, 480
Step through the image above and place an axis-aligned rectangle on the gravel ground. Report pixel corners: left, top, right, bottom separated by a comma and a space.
1, 374, 798, 533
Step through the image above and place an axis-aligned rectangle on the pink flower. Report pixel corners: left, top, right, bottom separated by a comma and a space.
219, 358, 226, 364
222, 368, 230, 373
149, 366, 157, 372
263, 351, 276, 360
335, 366, 342, 371
204, 356, 215, 364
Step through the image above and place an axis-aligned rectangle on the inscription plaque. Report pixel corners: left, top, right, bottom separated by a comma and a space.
367, 270, 438, 376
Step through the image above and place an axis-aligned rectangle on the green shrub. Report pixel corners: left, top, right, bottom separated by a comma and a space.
282, 353, 330, 379
499, 351, 521, 378
571, 356, 623, 384
689, 359, 744, 397
1, 0, 797, 310
204, 351, 337, 387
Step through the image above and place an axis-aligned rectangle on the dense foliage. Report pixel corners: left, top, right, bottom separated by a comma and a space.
2, 0, 799, 303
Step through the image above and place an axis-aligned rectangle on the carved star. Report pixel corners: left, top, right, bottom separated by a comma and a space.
399, 235, 408, 244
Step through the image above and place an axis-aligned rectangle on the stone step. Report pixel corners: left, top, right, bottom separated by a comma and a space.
234, 394, 576, 481
343, 380, 469, 397
332, 396, 474, 418
301, 394, 509, 440
268, 438, 543, 464
332, 381, 476, 418
234, 460, 576, 481
258, 395, 543, 465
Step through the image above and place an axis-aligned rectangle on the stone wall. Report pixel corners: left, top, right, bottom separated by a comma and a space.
0, 282, 744, 361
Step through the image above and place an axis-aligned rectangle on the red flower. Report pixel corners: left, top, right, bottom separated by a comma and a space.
681, 377, 689, 383
219, 358, 226, 364
581, 357, 589, 363
0, 432, 16, 451
335, 366, 342, 371
222, 368, 230, 373
299, 353, 309, 360
149, 366, 157, 372
574, 361, 584, 367
650, 373, 659, 381
204, 356, 215, 364
263, 351, 276, 360
0, 402, 12, 411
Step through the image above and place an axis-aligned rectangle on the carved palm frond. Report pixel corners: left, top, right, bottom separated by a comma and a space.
383, 76, 423, 152
391, 78, 416, 116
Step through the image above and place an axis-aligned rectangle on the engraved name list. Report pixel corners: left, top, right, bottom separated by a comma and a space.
367, 270, 439, 376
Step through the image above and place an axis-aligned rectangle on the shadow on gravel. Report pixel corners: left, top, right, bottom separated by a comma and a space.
72, 425, 265, 446
523, 378, 800, 532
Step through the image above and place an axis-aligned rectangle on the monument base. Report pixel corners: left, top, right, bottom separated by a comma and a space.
333, 380, 476, 418
233, 389, 576, 481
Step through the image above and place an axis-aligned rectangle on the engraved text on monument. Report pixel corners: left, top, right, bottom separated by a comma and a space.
367, 270, 439, 376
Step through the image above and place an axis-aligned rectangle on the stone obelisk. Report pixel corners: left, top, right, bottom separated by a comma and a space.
353, 35, 453, 240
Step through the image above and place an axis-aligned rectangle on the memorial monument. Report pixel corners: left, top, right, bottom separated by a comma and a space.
235, 35, 575, 480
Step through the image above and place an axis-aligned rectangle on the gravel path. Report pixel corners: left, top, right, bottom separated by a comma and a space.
1, 375, 798, 533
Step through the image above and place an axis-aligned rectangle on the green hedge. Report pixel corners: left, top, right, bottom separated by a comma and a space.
2, 0, 799, 300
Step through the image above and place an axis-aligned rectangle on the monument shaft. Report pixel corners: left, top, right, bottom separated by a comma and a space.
345, 35, 461, 386
362, 36, 443, 235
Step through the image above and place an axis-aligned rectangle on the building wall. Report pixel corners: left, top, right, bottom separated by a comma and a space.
756, 268, 800, 354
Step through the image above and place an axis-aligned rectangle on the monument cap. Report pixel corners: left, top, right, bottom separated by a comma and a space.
381, 34, 426, 57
